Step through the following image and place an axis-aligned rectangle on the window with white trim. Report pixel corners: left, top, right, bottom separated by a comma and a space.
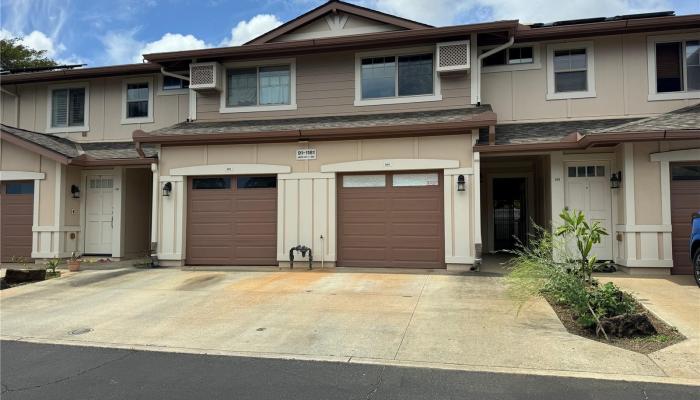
121, 77, 154, 124
51, 87, 85, 128
647, 34, 700, 100
654, 40, 699, 93
482, 46, 534, 66
162, 75, 189, 91
360, 53, 434, 99
546, 42, 595, 100
226, 65, 291, 107
47, 83, 89, 133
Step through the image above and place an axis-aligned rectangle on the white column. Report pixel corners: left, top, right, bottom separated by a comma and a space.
150, 163, 159, 252
549, 151, 565, 229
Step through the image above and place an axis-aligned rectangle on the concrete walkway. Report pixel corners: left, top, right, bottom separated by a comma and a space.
1, 267, 697, 385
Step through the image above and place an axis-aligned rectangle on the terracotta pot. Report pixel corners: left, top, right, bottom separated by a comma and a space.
68, 260, 81, 272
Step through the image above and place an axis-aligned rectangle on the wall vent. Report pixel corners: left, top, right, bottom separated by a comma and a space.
189, 62, 222, 91
436, 41, 470, 73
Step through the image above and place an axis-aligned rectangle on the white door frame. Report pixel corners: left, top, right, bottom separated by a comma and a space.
79, 168, 124, 257
485, 172, 535, 253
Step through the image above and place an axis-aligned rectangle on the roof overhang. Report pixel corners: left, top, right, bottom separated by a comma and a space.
133, 113, 497, 146
144, 21, 517, 64
515, 14, 700, 42
1, 63, 162, 85
1, 128, 156, 166
475, 129, 700, 154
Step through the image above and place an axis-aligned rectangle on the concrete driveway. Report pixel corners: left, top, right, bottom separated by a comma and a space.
1, 267, 697, 384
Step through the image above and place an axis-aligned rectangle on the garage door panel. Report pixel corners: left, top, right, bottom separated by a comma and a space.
1, 182, 34, 262
186, 176, 277, 266
338, 172, 444, 268
670, 164, 700, 275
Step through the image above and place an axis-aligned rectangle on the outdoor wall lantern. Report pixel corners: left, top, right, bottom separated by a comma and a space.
610, 171, 622, 189
70, 184, 80, 199
457, 175, 466, 192
162, 182, 172, 197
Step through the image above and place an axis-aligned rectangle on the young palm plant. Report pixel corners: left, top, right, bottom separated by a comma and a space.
555, 209, 608, 282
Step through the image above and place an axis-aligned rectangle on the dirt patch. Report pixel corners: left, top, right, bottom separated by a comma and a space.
177, 274, 224, 291
545, 295, 685, 354
62, 269, 139, 287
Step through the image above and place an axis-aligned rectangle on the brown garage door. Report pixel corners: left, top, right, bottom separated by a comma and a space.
670, 163, 700, 275
337, 172, 444, 268
186, 176, 277, 266
1, 181, 34, 263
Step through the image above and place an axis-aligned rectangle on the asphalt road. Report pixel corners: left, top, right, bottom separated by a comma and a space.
1, 340, 697, 400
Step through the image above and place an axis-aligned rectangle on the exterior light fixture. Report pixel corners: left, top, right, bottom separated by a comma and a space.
457, 175, 466, 192
610, 171, 622, 189
70, 184, 80, 199
162, 182, 172, 197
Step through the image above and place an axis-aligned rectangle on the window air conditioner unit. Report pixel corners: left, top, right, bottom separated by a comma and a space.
189, 62, 222, 91
436, 41, 470, 73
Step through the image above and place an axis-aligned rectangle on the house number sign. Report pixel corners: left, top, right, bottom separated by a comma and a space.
296, 148, 317, 160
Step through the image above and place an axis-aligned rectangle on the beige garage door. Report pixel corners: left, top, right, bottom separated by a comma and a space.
337, 172, 445, 269
0, 181, 34, 263
186, 176, 277, 266
670, 163, 700, 275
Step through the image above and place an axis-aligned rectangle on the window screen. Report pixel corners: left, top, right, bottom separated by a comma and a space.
126, 82, 149, 118
227, 68, 258, 107
398, 54, 433, 96
656, 42, 683, 93
192, 177, 232, 189
5, 182, 34, 194
259, 66, 291, 105
51, 88, 85, 127
361, 57, 395, 99
686, 40, 700, 91
163, 76, 189, 90
227, 66, 291, 107
553, 48, 588, 92
237, 176, 277, 188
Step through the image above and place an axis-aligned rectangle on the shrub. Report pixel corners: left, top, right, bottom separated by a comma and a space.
507, 211, 636, 339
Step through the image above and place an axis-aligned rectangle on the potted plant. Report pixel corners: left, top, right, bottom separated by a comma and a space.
67, 252, 81, 272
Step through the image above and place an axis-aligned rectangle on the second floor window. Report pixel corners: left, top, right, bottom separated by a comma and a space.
51, 88, 85, 128
163, 76, 189, 90
482, 46, 534, 66
126, 83, 150, 118
655, 40, 699, 93
360, 53, 434, 99
553, 48, 588, 93
226, 65, 291, 107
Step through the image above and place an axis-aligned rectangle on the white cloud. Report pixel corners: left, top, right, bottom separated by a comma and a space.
356, 0, 672, 26
137, 33, 210, 62
221, 14, 283, 46
100, 30, 143, 65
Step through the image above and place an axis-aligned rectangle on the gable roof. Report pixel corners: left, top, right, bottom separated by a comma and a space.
245, 0, 432, 45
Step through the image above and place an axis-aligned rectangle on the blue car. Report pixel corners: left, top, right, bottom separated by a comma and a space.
692, 211, 700, 287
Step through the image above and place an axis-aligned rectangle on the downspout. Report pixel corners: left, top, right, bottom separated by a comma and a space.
475, 36, 514, 105
160, 67, 190, 82
150, 162, 160, 267
1, 86, 20, 126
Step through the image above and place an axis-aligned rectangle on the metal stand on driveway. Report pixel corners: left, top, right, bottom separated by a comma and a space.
289, 245, 313, 270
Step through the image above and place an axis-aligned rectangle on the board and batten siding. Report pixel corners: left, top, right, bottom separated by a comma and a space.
481, 29, 700, 123
196, 50, 471, 121
2, 74, 189, 143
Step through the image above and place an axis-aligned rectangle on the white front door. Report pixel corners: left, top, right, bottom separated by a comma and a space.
84, 175, 114, 254
564, 162, 613, 260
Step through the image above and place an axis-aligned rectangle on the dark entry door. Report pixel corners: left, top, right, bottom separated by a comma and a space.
493, 178, 527, 251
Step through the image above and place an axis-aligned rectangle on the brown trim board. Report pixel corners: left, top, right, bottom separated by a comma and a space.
475, 130, 700, 154
133, 117, 497, 146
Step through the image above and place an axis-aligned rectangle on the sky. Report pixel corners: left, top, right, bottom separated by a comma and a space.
1, 0, 698, 67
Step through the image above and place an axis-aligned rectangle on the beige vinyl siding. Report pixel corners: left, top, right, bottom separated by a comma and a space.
196, 50, 470, 121
482, 29, 700, 123
2, 74, 189, 142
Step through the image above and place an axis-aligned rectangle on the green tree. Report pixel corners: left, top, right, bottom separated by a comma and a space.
0, 37, 57, 70
555, 209, 608, 282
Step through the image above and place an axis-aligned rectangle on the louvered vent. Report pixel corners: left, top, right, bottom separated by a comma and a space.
436, 41, 470, 72
189, 62, 222, 91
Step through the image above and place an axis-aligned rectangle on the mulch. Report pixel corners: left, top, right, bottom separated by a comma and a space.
544, 295, 685, 354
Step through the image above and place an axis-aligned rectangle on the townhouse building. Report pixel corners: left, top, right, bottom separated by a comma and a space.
1, 1, 698, 275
